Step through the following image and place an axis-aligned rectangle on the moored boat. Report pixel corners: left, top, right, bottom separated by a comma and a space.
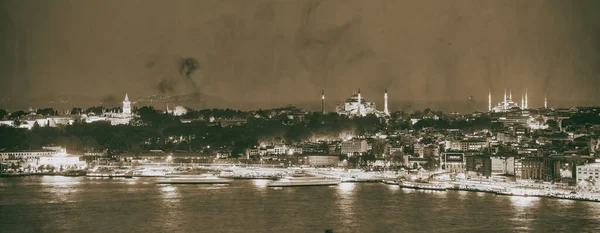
399, 181, 448, 191
157, 175, 232, 184
382, 180, 399, 185
87, 171, 133, 178
268, 177, 341, 187
133, 168, 169, 177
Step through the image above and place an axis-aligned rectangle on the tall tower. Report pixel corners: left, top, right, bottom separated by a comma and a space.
509, 89, 512, 100
321, 90, 325, 114
123, 93, 131, 115
357, 88, 362, 116
525, 89, 528, 109
384, 88, 389, 116
521, 93, 525, 109
544, 94, 548, 109
503, 89, 507, 109
488, 89, 492, 112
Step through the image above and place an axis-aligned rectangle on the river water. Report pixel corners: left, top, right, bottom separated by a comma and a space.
1, 176, 599, 232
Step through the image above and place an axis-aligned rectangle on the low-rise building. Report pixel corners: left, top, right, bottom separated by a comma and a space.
304, 155, 340, 167
340, 140, 368, 156
576, 160, 600, 188
443, 152, 466, 173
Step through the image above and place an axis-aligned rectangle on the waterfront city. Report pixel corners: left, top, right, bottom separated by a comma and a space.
4, 1, 600, 232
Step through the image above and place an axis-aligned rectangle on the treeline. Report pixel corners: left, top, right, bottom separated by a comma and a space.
0, 107, 385, 157
0, 105, 501, 156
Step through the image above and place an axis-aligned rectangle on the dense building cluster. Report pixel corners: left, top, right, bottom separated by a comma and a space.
2, 91, 600, 190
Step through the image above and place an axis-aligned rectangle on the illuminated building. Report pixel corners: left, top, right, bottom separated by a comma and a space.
442, 152, 466, 173
123, 93, 131, 115
304, 155, 340, 167
336, 89, 388, 117
84, 93, 135, 125
166, 105, 189, 116
340, 140, 368, 156
491, 89, 522, 112
576, 160, 600, 188
38, 148, 86, 170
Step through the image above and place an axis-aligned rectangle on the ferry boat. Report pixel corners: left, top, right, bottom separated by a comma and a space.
398, 181, 448, 191
87, 171, 133, 178
267, 177, 341, 187
496, 186, 545, 197
133, 167, 169, 177
382, 180, 399, 185
157, 175, 233, 184
342, 176, 383, 183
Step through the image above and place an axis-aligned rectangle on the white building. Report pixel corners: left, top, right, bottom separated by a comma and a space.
166, 105, 188, 116
304, 156, 340, 167
336, 89, 387, 117
38, 148, 86, 170
576, 160, 600, 188
84, 93, 135, 125
490, 89, 525, 113
340, 140, 368, 156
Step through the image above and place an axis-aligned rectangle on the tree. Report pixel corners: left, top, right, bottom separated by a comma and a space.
546, 120, 559, 131
36, 108, 55, 116
26, 133, 43, 149
0, 109, 7, 120
9, 110, 26, 120
71, 108, 82, 115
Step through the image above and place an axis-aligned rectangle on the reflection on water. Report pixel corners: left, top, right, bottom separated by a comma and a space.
386, 184, 400, 192
336, 183, 356, 228
337, 183, 356, 196
402, 187, 415, 193
508, 196, 539, 231
160, 185, 180, 202
510, 196, 539, 209
40, 176, 82, 203
252, 179, 270, 193
3, 177, 600, 233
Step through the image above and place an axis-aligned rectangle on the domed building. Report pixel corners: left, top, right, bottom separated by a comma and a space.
490, 89, 526, 113
336, 89, 387, 117
166, 105, 188, 116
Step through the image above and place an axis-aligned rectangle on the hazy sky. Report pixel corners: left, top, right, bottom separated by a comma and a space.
1, 0, 600, 110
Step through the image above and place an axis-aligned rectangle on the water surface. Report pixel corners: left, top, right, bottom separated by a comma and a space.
1, 176, 599, 232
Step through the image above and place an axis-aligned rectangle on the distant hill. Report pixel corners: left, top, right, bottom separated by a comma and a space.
0, 94, 99, 110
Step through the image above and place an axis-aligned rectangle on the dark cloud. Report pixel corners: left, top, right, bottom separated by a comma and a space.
157, 79, 177, 94
178, 57, 199, 79
101, 95, 117, 104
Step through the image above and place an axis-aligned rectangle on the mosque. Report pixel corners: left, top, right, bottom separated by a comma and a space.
83, 93, 135, 125
333, 89, 390, 117
490, 89, 528, 113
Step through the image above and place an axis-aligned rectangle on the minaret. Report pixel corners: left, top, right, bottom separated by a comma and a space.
384, 88, 389, 116
525, 89, 528, 109
357, 88, 362, 116
321, 90, 325, 114
544, 94, 548, 109
123, 93, 131, 115
521, 93, 524, 109
503, 89, 507, 109
509, 89, 512, 100
488, 89, 492, 112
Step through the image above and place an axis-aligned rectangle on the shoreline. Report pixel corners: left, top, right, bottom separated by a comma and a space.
3, 172, 600, 203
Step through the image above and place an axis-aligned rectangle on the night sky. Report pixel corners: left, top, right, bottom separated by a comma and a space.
1, 0, 600, 111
